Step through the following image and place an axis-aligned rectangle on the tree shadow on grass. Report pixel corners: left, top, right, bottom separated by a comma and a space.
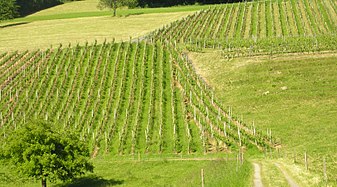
0, 22, 30, 29
123, 12, 144, 17
55, 175, 124, 187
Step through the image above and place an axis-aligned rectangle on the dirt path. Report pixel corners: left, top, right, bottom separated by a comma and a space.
274, 163, 299, 187
253, 163, 263, 187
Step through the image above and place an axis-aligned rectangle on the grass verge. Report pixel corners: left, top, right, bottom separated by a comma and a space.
0, 155, 252, 187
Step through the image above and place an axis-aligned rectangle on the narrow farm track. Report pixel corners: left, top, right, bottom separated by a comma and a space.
253, 163, 263, 187
274, 163, 299, 187
254, 161, 301, 187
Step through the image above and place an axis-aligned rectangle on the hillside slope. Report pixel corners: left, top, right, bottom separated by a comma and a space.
0, 41, 272, 157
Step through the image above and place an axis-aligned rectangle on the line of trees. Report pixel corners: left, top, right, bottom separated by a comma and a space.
16, 0, 64, 16
0, 0, 248, 21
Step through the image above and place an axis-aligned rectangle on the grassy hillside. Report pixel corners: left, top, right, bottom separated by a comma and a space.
0, 12, 192, 52
0, 40, 263, 186
1, 0, 336, 186
0, 1, 262, 186
0, 41, 272, 158
146, 0, 337, 183
189, 50, 337, 182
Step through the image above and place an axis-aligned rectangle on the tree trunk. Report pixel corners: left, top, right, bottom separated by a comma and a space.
113, 0, 117, 17
42, 178, 47, 187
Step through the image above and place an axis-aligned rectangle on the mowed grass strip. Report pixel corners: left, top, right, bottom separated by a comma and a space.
0, 12, 192, 52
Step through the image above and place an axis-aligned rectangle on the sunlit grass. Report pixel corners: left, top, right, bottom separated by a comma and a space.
189, 50, 337, 155
0, 12, 192, 52
0, 156, 252, 187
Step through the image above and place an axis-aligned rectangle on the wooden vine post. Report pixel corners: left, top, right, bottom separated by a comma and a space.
201, 169, 205, 187
323, 157, 327, 183
304, 152, 308, 171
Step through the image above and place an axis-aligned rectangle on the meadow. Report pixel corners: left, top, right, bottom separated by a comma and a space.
189, 50, 337, 183
0, 12, 192, 52
0, 0, 214, 52
1, 155, 252, 187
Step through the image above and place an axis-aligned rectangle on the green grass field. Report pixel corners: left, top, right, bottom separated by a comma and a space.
189, 51, 337, 154
1, 156, 252, 187
189, 50, 337, 183
0, 12, 192, 52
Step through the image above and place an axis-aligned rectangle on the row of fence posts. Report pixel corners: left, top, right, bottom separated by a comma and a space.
266, 148, 330, 184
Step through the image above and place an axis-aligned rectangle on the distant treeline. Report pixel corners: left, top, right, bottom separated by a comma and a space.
0, 0, 247, 21
16, 0, 65, 16
0, 0, 74, 20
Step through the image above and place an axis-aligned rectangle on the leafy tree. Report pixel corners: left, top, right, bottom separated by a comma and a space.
0, 0, 18, 21
97, 0, 137, 16
0, 120, 94, 187
98, 0, 118, 17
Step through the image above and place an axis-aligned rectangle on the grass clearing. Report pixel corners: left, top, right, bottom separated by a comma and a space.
188, 50, 337, 155
189, 50, 337, 184
0, 12, 192, 52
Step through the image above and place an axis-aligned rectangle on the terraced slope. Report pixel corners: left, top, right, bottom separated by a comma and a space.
152, 0, 337, 55
0, 41, 272, 156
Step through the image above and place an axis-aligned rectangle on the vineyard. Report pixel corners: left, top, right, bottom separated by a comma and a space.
152, 0, 337, 56
1, 0, 337, 185
0, 40, 273, 156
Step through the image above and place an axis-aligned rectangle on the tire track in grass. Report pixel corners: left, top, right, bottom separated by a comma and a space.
275, 163, 299, 187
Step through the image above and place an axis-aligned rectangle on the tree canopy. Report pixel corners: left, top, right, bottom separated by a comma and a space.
0, 120, 94, 187
0, 0, 18, 21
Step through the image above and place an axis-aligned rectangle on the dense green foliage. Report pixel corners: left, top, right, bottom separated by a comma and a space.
0, 0, 62, 19
0, 0, 18, 21
97, 0, 118, 16
16, 0, 62, 16
0, 120, 93, 187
